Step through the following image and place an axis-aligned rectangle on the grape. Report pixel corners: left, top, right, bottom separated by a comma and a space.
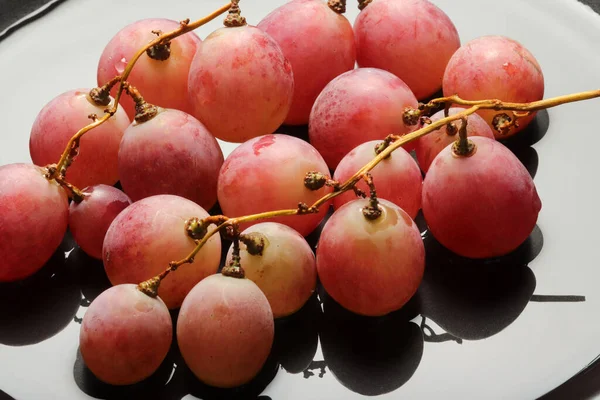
102, 194, 221, 309
333, 141, 423, 219
0, 164, 69, 282
422, 136, 541, 258
257, 0, 356, 125
308, 68, 418, 169
414, 108, 495, 173
97, 18, 201, 119
442, 35, 544, 137
177, 274, 274, 388
354, 0, 461, 100
68, 184, 131, 260
187, 25, 294, 143
79, 284, 172, 385
225, 222, 317, 318
316, 198, 425, 316
118, 108, 223, 210
29, 89, 130, 188
217, 134, 332, 236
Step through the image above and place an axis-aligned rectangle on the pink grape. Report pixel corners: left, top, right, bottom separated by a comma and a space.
422, 136, 541, 258
97, 18, 201, 119
217, 134, 332, 236
68, 184, 132, 260
443, 35, 544, 138
257, 0, 356, 125
225, 222, 317, 318
316, 198, 425, 316
333, 141, 422, 219
414, 108, 495, 172
118, 109, 223, 210
308, 68, 418, 169
79, 284, 172, 385
29, 89, 130, 188
354, 0, 461, 100
187, 25, 294, 143
102, 194, 221, 309
0, 163, 69, 282
177, 274, 274, 388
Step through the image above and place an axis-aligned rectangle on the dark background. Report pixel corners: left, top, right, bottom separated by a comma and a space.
0, 0, 600, 399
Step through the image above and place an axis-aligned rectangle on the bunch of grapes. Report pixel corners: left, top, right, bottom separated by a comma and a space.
0, 0, 596, 393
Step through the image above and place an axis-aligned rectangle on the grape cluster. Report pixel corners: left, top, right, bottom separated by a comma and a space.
0, 0, 593, 393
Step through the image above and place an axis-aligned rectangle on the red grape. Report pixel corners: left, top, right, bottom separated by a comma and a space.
0, 164, 69, 282
97, 18, 201, 119
333, 141, 423, 219
354, 0, 461, 100
177, 274, 274, 388
217, 134, 332, 236
69, 184, 132, 260
118, 108, 223, 210
308, 67, 418, 169
443, 35, 544, 137
102, 194, 221, 309
29, 89, 130, 188
188, 25, 294, 143
257, 0, 356, 125
79, 284, 172, 385
422, 136, 541, 258
316, 198, 425, 316
414, 108, 495, 173
225, 222, 317, 318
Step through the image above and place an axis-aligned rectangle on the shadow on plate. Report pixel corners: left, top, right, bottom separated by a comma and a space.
417, 226, 543, 341
272, 293, 321, 374
0, 232, 80, 346
317, 289, 423, 396
67, 246, 112, 311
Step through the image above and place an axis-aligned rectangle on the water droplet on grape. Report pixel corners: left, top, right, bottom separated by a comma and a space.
115, 57, 128, 74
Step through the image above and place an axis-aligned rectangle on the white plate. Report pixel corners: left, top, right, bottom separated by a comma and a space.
1, 0, 600, 399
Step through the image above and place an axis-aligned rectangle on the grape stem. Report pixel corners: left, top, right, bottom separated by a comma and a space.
451, 117, 474, 157
137, 88, 600, 297
328, 0, 347, 14
47, 2, 233, 181
358, 0, 372, 10
361, 173, 382, 220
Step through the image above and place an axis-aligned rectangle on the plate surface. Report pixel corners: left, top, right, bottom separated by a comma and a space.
1, 1, 600, 399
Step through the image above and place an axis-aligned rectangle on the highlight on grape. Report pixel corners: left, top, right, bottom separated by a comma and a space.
1, 0, 599, 393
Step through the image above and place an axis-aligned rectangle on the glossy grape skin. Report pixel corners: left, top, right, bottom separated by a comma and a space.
257, 0, 356, 125
217, 134, 332, 236
414, 108, 495, 173
188, 25, 294, 143
68, 184, 131, 260
97, 18, 201, 119
333, 141, 422, 219
118, 109, 223, 210
0, 164, 69, 282
29, 89, 130, 188
102, 195, 221, 309
316, 198, 425, 316
443, 35, 544, 138
177, 274, 274, 388
308, 68, 418, 169
225, 222, 317, 318
422, 136, 542, 259
354, 0, 460, 100
79, 284, 172, 386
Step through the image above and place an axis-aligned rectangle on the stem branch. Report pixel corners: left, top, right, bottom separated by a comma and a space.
139, 86, 600, 297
